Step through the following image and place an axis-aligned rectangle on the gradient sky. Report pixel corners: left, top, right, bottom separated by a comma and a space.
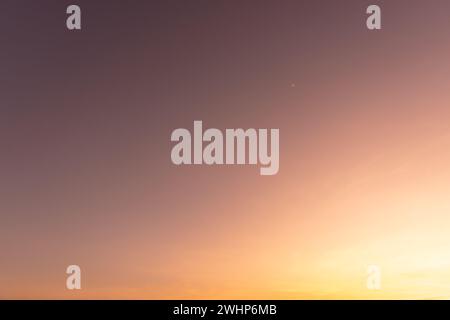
2, 0, 450, 299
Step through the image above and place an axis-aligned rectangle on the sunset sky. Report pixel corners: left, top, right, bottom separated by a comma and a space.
2, 0, 450, 299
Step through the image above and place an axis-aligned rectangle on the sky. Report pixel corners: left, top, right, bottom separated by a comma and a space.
2, 0, 450, 299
